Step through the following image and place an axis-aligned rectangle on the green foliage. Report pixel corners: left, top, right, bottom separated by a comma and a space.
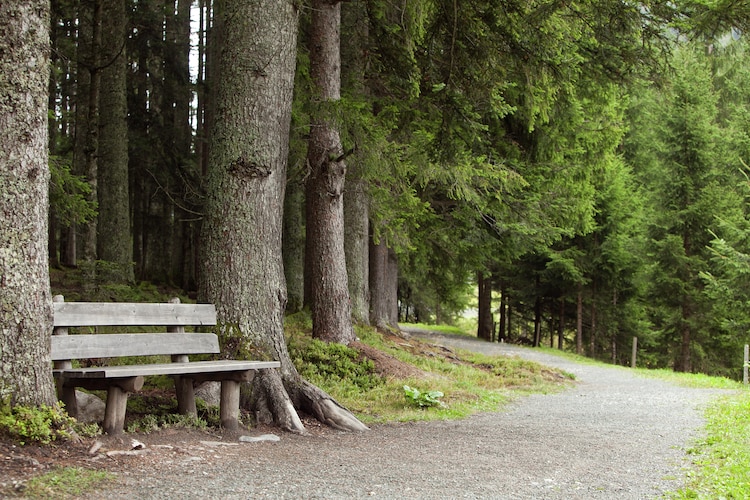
0, 401, 76, 445
48, 155, 97, 226
289, 334, 384, 392
403, 385, 446, 408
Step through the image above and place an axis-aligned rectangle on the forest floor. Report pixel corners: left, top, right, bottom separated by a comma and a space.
1, 327, 734, 499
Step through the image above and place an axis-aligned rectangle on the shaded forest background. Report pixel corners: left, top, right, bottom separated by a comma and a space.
46, 0, 750, 378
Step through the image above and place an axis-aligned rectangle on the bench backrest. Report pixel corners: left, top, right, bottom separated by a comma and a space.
53, 301, 217, 327
51, 333, 220, 361
51, 300, 219, 361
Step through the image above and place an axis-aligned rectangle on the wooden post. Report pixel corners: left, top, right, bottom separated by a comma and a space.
631, 336, 638, 368
744, 344, 749, 385
103, 385, 128, 435
169, 297, 197, 415
52, 295, 78, 416
220, 380, 240, 430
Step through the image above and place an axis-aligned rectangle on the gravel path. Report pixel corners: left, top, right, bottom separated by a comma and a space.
101, 330, 728, 500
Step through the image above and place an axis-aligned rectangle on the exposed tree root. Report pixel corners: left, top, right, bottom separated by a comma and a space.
247, 369, 368, 433
249, 370, 306, 434
292, 379, 369, 432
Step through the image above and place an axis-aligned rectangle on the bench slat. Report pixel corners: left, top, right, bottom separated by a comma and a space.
51, 333, 220, 360
53, 302, 217, 327
53, 360, 280, 378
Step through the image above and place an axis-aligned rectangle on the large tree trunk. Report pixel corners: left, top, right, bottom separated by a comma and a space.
344, 177, 370, 325
369, 236, 398, 328
533, 296, 542, 347
557, 297, 565, 350
576, 284, 584, 355
477, 272, 493, 341
97, 0, 133, 282
283, 173, 305, 313
78, 0, 102, 269
0, 1, 57, 407
498, 283, 507, 342
678, 301, 692, 373
305, 0, 355, 344
201, 0, 366, 433
165, 0, 194, 289
341, 1, 370, 326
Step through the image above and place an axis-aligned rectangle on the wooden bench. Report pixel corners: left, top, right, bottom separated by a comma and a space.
50, 296, 280, 434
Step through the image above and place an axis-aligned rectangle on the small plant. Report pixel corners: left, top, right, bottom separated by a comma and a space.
0, 400, 77, 445
403, 385, 447, 408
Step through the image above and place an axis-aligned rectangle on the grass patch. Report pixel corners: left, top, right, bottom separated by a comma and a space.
537, 347, 745, 390
400, 322, 474, 337
669, 391, 750, 499
287, 314, 572, 424
22, 467, 112, 499
633, 369, 744, 390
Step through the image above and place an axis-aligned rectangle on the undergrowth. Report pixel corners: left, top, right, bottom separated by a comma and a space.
0, 399, 99, 445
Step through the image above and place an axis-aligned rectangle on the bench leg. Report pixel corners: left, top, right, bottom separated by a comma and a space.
220, 380, 240, 430
103, 385, 129, 435
58, 383, 78, 418
175, 376, 197, 416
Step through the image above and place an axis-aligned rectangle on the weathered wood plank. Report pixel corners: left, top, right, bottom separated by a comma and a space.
53, 301, 217, 327
53, 360, 280, 379
50, 333, 220, 360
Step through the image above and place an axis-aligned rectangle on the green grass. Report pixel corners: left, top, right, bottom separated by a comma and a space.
287, 314, 572, 424
400, 321, 475, 337
21, 468, 112, 499
536, 346, 746, 390
669, 391, 750, 499
633, 368, 745, 390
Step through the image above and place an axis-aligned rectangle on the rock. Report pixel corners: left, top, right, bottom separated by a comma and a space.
88, 440, 103, 455
75, 390, 105, 423
194, 381, 221, 407
238, 434, 280, 443
199, 441, 239, 447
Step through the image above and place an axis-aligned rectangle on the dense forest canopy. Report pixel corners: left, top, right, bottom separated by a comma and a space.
42, 0, 750, 379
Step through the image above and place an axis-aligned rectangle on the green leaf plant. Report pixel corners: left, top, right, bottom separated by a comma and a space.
403, 385, 447, 408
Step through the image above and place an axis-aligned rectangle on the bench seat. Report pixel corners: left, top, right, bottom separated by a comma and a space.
53, 360, 279, 380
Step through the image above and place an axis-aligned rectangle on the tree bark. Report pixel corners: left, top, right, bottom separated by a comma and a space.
498, 283, 507, 342
533, 295, 542, 347
345, 177, 370, 325
0, 0, 57, 407
283, 174, 305, 313
369, 236, 398, 328
98, 0, 133, 282
341, 1, 370, 326
558, 298, 565, 350
80, 0, 101, 267
305, 0, 355, 344
201, 0, 366, 432
576, 284, 584, 355
477, 272, 493, 341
